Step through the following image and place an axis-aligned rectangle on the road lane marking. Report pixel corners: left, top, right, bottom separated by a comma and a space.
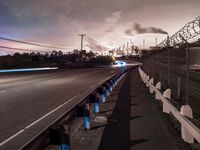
0, 130, 25, 147
0, 91, 7, 94
0, 95, 77, 147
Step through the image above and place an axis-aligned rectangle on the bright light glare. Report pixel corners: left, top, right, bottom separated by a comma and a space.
0, 67, 58, 73
113, 60, 127, 67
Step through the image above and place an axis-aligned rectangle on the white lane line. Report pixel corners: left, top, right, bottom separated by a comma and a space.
0, 129, 24, 147
25, 96, 76, 129
0, 91, 7, 94
0, 95, 77, 147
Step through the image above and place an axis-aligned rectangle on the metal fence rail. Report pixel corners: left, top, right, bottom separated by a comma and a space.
138, 67, 200, 144
154, 61, 200, 114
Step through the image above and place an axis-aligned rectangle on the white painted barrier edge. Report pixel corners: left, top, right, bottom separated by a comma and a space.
138, 67, 200, 144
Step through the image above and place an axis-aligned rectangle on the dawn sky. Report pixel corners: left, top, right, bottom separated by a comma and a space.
0, 0, 200, 53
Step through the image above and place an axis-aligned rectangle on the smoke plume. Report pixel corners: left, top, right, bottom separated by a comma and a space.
125, 23, 168, 35
86, 37, 107, 52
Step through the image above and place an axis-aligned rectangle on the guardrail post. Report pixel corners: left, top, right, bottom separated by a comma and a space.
114, 77, 118, 86
112, 78, 115, 87
60, 125, 70, 150
98, 86, 106, 103
149, 78, 154, 93
113, 77, 117, 86
104, 84, 110, 97
101, 93, 106, 103
180, 105, 194, 143
84, 103, 90, 130
94, 93, 100, 112
107, 81, 113, 92
119, 75, 122, 81
163, 89, 171, 113
108, 81, 112, 92
49, 125, 70, 150
155, 82, 162, 100
101, 87, 106, 103
116, 76, 119, 84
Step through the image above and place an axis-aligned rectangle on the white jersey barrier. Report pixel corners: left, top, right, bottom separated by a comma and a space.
138, 67, 200, 144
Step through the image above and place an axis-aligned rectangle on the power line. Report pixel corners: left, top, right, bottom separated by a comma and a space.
0, 36, 69, 50
0, 45, 53, 53
0, 45, 72, 54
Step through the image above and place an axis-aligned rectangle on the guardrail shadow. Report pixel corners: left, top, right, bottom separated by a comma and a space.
98, 71, 147, 150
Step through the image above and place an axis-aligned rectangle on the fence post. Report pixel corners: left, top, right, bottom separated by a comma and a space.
180, 105, 194, 143
177, 76, 181, 99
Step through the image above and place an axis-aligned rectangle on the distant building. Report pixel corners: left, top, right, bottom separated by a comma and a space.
73, 49, 80, 54
149, 46, 161, 50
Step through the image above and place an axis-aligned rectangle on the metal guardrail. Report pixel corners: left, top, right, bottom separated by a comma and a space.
2, 67, 134, 150
138, 67, 200, 144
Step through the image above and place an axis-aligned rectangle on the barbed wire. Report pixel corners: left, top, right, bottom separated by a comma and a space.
159, 16, 200, 47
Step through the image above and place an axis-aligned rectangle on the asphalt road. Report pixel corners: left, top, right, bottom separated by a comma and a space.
0, 66, 127, 147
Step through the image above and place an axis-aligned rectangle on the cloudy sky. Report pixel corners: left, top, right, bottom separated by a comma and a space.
0, 0, 200, 53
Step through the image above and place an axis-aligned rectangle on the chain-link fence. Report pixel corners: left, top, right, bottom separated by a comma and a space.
142, 47, 200, 117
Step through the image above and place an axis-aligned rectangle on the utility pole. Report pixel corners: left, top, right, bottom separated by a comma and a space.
155, 38, 157, 46
78, 34, 86, 51
143, 39, 145, 49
